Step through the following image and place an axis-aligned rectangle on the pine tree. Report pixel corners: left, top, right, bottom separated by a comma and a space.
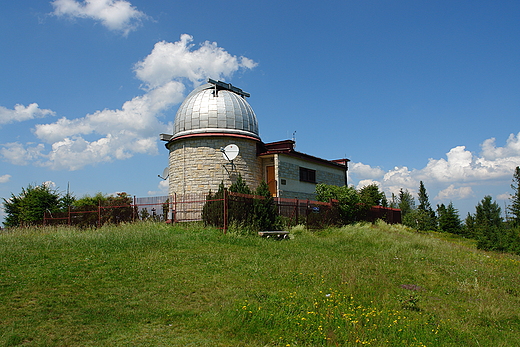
229, 173, 251, 194
253, 181, 278, 230
358, 184, 385, 207
389, 193, 398, 209
398, 189, 415, 217
464, 212, 476, 238
416, 181, 437, 231
437, 202, 462, 234
399, 189, 419, 228
475, 195, 508, 251
508, 166, 520, 227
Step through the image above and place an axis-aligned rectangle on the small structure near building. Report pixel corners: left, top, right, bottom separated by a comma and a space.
160, 79, 349, 201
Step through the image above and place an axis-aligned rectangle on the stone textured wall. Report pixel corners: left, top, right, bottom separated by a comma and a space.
279, 190, 317, 200
278, 161, 299, 180
167, 136, 262, 196
316, 170, 344, 186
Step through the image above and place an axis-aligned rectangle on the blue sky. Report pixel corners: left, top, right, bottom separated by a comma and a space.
1, 0, 519, 223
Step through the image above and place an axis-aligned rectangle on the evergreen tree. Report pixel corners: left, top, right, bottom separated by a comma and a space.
508, 166, 520, 227
398, 189, 415, 217
416, 181, 437, 231
229, 173, 251, 194
357, 184, 386, 221
202, 182, 225, 227
389, 193, 398, 209
398, 189, 420, 229
437, 202, 462, 234
253, 181, 278, 230
474, 195, 509, 252
381, 194, 388, 208
464, 212, 476, 238
358, 184, 385, 207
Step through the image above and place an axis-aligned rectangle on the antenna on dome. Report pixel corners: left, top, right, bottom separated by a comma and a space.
158, 167, 169, 180
208, 78, 250, 98
220, 144, 239, 172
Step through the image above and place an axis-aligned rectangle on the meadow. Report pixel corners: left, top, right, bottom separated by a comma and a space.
1, 221, 519, 346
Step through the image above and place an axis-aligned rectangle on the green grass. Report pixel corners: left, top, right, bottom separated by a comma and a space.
1, 221, 519, 346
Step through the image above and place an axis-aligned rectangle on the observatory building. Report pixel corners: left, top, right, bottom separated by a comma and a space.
160, 79, 348, 200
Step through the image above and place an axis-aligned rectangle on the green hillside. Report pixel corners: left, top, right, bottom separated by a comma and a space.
1, 222, 519, 346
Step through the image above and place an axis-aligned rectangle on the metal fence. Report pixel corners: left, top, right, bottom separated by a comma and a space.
43, 192, 400, 231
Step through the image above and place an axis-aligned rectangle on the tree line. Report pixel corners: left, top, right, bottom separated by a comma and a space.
3, 166, 520, 255
2, 186, 133, 228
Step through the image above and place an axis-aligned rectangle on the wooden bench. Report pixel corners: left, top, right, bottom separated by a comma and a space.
258, 231, 290, 239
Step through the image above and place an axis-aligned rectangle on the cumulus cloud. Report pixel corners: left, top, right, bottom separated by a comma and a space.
349, 162, 385, 179
148, 179, 169, 196
497, 192, 512, 201
134, 34, 258, 89
435, 184, 474, 201
51, 0, 148, 35
420, 138, 520, 183
382, 166, 419, 195
0, 35, 257, 171
0, 174, 11, 183
0, 143, 45, 166
350, 132, 520, 202
0, 103, 55, 126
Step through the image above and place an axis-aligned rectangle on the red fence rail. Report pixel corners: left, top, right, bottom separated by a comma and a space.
43, 192, 400, 231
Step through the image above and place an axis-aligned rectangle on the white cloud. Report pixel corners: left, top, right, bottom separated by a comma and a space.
0, 103, 55, 126
421, 137, 520, 183
435, 184, 474, 201
351, 133, 520, 202
0, 35, 257, 171
382, 166, 419, 195
497, 192, 512, 201
148, 179, 169, 196
349, 162, 385, 179
356, 179, 381, 190
51, 0, 147, 35
0, 143, 45, 166
0, 174, 11, 183
134, 34, 258, 89
43, 181, 57, 189
480, 133, 520, 160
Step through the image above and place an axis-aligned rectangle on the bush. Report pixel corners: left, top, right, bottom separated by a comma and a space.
3, 183, 62, 228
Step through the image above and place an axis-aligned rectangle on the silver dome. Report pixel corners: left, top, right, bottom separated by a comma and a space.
172, 82, 259, 139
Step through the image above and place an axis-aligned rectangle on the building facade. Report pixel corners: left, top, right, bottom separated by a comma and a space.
161, 79, 349, 200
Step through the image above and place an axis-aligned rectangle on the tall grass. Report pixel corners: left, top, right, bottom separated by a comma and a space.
1, 221, 519, 346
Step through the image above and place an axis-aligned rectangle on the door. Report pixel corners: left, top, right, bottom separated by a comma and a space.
266, 165, 276, 197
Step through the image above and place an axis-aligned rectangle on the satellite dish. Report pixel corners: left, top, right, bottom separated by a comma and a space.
158, 167, 169, 180
221, 144, 239, 161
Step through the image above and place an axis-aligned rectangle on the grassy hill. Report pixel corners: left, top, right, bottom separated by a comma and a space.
1, 222, 519, 346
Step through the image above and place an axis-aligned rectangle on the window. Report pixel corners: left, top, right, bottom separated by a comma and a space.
299, 167, 316, 183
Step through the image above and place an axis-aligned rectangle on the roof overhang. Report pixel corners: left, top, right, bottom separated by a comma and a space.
258, 140, 349, 170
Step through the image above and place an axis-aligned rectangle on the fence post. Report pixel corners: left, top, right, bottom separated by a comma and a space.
223, 189, 228, 234
173, 193, 177, 223
98, 200, 102, 227
132, 196, 136, 222
295, 198, 299, 225
306, 199, 309, 228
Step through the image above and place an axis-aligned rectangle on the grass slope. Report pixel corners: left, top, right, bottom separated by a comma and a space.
1, 222, 519, 346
